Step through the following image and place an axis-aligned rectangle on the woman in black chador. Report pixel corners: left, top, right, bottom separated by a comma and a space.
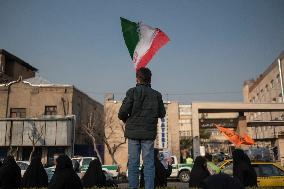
48, 155, 82, 189
0, 155, 21, 189
233, 149, 257, 187
21, 156, 48, 188
81, 158, 106, 188
188, 156, 210, 188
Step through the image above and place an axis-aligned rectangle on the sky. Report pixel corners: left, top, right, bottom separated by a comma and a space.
0, 0, 284, 104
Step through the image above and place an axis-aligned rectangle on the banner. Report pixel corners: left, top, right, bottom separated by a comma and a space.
215, 124, 254, 147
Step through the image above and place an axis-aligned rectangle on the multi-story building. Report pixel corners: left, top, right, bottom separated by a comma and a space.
178, 104, 192, 139
243, 51, 284, 147
0, 50, 104, 165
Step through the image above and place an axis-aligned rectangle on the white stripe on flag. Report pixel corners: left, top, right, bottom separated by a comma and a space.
133, 23, 157, 68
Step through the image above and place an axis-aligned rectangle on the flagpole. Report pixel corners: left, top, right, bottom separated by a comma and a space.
278, 58, 284, 103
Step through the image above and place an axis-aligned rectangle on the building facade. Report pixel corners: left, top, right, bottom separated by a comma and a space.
243, 51, 284, 147
0, 50, 104, 165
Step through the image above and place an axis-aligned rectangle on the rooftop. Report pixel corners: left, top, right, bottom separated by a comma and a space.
0, 49, 38, 72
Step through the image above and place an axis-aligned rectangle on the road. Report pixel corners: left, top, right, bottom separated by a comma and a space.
118, 181, 188, 189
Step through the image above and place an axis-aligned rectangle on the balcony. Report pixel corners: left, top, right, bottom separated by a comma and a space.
0, 116, 75, 147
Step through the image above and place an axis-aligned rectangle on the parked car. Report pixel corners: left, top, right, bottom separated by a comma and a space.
45, 166, 55, 182
16, 161, 30, 177
219, 159, 284, 187
71, 157, 119, 178
170, 155, 193, 182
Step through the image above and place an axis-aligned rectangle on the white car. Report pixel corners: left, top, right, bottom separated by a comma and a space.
16, 161, 30, 177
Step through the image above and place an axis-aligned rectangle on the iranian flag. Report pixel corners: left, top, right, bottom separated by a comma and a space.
120, 17, 170, 70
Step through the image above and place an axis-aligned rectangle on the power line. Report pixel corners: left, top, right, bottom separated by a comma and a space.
83, 91, 243, 96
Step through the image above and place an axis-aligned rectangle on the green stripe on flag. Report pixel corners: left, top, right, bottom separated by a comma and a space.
120, 17, 139, 59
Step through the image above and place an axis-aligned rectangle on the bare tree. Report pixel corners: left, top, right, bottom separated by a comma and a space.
81, 112, 104, 163
82, 107, 126, 165
104, 107, 126, 165
28, 121, 44, 161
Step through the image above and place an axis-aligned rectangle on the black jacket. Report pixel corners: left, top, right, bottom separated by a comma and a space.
118, 84, 166, 140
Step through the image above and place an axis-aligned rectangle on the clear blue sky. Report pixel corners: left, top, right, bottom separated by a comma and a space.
0, 0, 284, 103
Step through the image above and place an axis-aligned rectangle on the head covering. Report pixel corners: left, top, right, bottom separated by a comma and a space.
55, 155, 73, 171
21, 156, 48, 188
202, 173, 245, 189
232, 149, 257, 187
0, 155, 21, 189
188, 156, 210, 188
81, 158, 106, 188
48, 155, 82, 189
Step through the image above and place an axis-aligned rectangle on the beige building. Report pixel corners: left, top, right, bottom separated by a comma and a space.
243, 51, 284, 147
178, 104, 192, 139
104, 98, 181, 171
0, 50, 104, 165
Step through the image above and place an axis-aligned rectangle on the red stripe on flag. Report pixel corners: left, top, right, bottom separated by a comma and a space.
136, 29, 170, 70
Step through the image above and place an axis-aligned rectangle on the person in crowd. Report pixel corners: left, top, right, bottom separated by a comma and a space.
21, 156, 48, 188
161, 150, 173, 179
81, 158, 106, 188
140, 149, 169, 188
201, 173, 244, 189
205, 153, 220, 174
0, 155, 21, 189
188, 156, 210, 188
186, 152, 194, 164
118, 67, 166, 189
48, 155, 82, 189
154, 148, 168, 187
232, 149, 257, 187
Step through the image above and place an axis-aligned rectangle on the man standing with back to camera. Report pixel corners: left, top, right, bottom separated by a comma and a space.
118, 67, 166, 189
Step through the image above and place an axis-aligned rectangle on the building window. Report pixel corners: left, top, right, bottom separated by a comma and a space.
45, 106, 57, 115
10, 108, 26, 118
271, 80, 275, 88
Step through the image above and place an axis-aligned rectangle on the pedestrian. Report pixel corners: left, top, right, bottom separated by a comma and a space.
81, 158, 106, 188
48, 155, 83, 189
0, 155, 21, 189
186, 153, 194, 164
140, 149, 169, 188
232, 149, 257, 187
21, 156, 48, 188
118, 67, 166, 189
161, 150, 173, 179
205, 153, 220, 174
201, 173, 244, 189
154, 148, 168, 187
188, 156, 210, 188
